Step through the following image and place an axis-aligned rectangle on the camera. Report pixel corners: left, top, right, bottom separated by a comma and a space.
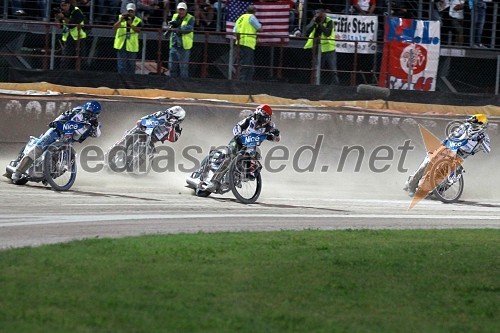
52, 7, 63, 16
168, 20, 180, 28
122, 14, 130, 20
315, 16, 323, 24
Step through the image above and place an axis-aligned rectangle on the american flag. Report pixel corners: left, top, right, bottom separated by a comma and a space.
226, 1, 290, 45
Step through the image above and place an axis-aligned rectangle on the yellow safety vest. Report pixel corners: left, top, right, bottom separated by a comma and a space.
169, 13, 194, 50
304, 17, 335, 53
62, 6, 87, 42
235, 14, 258, 50
114, 15, 142, 52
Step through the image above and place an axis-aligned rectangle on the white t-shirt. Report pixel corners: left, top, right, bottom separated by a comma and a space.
449, 0, 465, 19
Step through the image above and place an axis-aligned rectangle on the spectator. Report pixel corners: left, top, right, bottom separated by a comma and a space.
469, 0, 487, 48
137, 0, 162, 26
212, 0, 226, 31
168, 2, 195, 78
435, 0, 450, 23
55, 0, 88, 69
285, 0, 299, 34
351, 0, 376, 15
234, 5, 262, 81
386, 0, 411, 18
448, 0, 464, 45
195, 0, 215, 30
304, 8, 339, 84
162, 0, 176, 28
96, 0, 120, 24
113, 3, 143, 74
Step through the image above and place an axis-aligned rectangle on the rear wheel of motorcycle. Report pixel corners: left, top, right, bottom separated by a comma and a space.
229, 154, 262, 204
43, 145, 77, 191
430, 159, 464, 203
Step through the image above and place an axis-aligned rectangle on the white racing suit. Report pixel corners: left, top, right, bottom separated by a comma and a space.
141, 109, 183, 144
12, 107, 101, 180
405, 124, 491, 194
111, 109, 183, 150
202, 115, 281, 189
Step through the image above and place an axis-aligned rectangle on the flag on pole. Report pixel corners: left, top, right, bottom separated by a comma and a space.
226, 1, 290, 45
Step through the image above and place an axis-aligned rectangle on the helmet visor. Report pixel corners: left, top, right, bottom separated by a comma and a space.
255, 113, 270, 126
467, 115, 484, 125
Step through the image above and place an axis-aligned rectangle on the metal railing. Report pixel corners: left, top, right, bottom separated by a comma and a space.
0, 17, 499, 94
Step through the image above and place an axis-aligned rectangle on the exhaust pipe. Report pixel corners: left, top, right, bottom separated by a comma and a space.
186, 176, 200, 189
5, 165, 16, 175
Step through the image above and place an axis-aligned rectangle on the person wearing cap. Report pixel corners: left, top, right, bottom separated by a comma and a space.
55, 0, 88, 69
167, 2, 195, 78
113, 3, 143, 74
233, 5, 262, 81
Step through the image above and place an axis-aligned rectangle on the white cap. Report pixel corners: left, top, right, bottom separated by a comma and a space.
126, 3, 136, 11
177, 2, 187, 10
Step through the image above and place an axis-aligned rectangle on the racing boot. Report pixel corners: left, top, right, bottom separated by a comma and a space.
11, 155, 33, 183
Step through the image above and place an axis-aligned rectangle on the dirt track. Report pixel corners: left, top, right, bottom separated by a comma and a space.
1, 97, 499, 249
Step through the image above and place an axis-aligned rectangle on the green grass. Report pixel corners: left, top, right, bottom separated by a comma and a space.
0, 230, 499, 333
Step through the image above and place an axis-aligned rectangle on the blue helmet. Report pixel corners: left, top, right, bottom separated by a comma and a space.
83, 101, 102, 115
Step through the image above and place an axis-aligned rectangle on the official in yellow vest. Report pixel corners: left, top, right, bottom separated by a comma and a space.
168, 2, 195, 78
234, 5, 262, 81
113, 3, 143, 74
304, 9, 339, 84
55, 0, 87, 70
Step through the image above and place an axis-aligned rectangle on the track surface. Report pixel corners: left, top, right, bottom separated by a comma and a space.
1, 99, 499, 249
1, 171, 500, 249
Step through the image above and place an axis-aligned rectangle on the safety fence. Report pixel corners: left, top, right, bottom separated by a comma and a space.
0, 18, 499, 94
1, 0, 499, 49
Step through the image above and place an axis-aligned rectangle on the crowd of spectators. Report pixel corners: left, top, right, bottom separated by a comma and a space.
1, 0, 498, 48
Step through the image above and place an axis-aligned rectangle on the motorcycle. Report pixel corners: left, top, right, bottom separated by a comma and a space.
4, 120, 85, 191
414, 128, 473, 203
186, 132, 267, 204
106, 115, 171, 175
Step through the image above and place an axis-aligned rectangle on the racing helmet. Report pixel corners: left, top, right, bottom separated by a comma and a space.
254, 104, 272, 127
83, 101, 102, 115
465, 113, 488, 136
167, 106, 186, 122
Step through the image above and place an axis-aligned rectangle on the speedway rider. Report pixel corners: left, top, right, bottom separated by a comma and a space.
9, 101, 102, 183
201, 104, 281, 191
404, 113, 491, 196
111, 105, 186, 150
142, 105, 185, 143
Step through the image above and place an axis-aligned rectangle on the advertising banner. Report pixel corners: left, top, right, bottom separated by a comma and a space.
379, 17, 441, 91
327, 14, 378, 54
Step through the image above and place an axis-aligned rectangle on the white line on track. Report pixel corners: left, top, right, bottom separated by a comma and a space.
1, 213, 500, 227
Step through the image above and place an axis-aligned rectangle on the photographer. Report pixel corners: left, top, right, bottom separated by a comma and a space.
304, 8, 339, 85
113, 3, 143, 74
167, 2, 195, 78
55, 0, 87, 70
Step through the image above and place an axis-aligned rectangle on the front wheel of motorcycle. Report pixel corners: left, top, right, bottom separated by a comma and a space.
430, 159, 464, 203
43, 145, 77, 191
107, 145, 129, 173
229, 154, 262, 204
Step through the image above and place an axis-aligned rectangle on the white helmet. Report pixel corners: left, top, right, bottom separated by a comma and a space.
168, 106, 186, 122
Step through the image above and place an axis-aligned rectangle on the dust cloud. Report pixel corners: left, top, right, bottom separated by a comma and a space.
1, 100, 499, 202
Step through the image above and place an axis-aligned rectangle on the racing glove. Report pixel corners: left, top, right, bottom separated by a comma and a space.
234, 134, 242, 143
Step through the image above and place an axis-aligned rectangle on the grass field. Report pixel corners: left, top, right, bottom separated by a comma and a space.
0, 229, 498, 333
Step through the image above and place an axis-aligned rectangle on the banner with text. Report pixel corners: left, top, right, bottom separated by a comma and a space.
327, 14, 378, 54
379, 17, 441, 91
